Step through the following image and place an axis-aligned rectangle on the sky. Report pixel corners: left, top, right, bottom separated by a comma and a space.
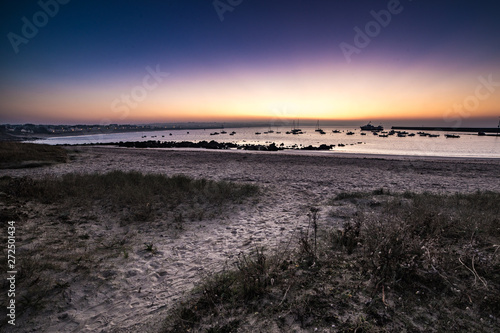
1, 0, 499, 126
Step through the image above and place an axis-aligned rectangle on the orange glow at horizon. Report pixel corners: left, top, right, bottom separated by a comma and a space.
2, 61, 499, 124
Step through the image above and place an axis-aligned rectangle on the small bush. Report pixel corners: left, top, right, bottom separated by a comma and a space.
356, 191, 500, 298
235, 247, 271, 300
331, 219, 361, 254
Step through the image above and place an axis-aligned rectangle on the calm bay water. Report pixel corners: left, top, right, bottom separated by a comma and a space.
32, 125, 500, 158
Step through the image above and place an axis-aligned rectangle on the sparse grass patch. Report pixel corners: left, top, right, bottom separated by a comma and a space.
2, 170, 259, 224
330, 191, 367, 202
144, 242, 157, 253
0, 171, 258, 328
328, 188, 389, 205
358, 191, 500, 294
0, 141, 68, 168
162, 191, 500, 332
162, 247, 281, 332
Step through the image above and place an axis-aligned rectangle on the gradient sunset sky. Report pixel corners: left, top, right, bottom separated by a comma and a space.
1, 0, 499, 126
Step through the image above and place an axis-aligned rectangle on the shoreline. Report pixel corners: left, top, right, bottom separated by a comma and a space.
4, 146, 500, 190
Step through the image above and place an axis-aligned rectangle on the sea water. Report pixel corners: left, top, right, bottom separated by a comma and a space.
31, 125, 500, 158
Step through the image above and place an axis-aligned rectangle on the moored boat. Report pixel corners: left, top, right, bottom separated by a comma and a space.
360, 122, 383, 131
315, 120, 324, 132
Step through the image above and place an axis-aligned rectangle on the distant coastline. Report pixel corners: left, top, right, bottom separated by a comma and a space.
0, 122, 285, 141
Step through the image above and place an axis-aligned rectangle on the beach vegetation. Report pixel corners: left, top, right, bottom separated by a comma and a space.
162, 190, 500, 332
144, 242, 155, 252
328, 187, 390, 204
0, 141, 68, 168
0, 171, 258, 326
1, 170, 259, 223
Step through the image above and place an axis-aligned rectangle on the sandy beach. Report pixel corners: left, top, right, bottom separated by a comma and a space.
2, 146, 500, 332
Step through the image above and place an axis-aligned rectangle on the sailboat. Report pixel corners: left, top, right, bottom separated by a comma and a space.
314, 120, 326, 134
315, 120, 323, 132
290, 120, 303, 135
